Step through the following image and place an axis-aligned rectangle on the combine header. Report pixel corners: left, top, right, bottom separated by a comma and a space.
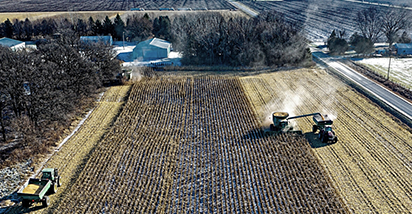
268, 112, 338, 143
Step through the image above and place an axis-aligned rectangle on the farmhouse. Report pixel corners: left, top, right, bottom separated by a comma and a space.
0, 37, 25, 51
132, 38, 171, 61
393, 43, 412, 56
80, 36, 113, 46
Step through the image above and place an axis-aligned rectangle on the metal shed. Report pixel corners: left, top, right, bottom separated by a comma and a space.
0, 37, 25, 51
132, 38, 171, 61
394, 43, 412, 56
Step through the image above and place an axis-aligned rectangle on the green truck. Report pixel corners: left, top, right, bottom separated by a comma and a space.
17, 168, 61, 207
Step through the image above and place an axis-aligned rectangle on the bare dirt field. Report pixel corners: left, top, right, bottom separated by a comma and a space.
0, 10, 245, 23
0, 0, 235, 12
0, 11, 124, 23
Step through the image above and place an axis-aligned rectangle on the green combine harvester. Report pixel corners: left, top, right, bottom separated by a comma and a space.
268, 111, 338, 143
17, 168, 61, 207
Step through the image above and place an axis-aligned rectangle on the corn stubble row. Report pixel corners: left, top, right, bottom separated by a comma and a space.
240, 69, 412, 213
56, 77, 346, 213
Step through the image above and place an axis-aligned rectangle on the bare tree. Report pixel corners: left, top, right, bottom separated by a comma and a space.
381, 6, 411, 47
173, 11, 308, 67
0, 93, 7, 141
355, 7, 383, 43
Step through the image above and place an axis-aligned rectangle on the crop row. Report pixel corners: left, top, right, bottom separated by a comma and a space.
240, 68, 412, 213
55, 77, 346, 213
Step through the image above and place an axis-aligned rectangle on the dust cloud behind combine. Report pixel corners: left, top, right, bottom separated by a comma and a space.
260, 73, 339, 131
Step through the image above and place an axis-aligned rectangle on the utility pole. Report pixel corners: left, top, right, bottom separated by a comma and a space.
387, 52, 392, 80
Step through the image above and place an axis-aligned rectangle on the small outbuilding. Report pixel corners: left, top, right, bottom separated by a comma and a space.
393, 43, 412, 56
132, 38, 171, 61
80, 36, 113, 46
0, 37, 25, 51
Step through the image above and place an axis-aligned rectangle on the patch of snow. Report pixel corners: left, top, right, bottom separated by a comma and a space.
121, 53, 182, 67
0, 160, 33, 200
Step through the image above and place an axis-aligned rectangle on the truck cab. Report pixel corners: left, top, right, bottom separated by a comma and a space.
42, 168, 61, 189
319, 125, 338, 143
41, 168, 55, 181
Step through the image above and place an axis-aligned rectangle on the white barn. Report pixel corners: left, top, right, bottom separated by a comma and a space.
0, 37, 25, 51
132, 38, 171, 61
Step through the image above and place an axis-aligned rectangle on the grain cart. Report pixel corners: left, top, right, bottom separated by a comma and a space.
269, 112, 303, 134
17, 168, 61, 207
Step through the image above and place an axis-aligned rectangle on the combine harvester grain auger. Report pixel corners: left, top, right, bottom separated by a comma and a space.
268, 112, 338, 143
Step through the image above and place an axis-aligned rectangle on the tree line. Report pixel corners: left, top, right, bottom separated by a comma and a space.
172, 11, 311, 67
0, 37, 120, 165
1, 11, 309, 67
328, 6, 411, 55
0, 13, 171, 42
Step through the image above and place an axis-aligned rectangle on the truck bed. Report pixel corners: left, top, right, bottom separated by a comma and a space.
18, 178, 50, 197
22, 184, 43, 195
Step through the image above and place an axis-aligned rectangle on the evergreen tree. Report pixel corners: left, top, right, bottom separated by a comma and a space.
113, 14, 125, 40
23, 18, 33, 40
350, 32, 374, 55
153, 16, 172, 41
87, 17, 95, 35
93, 19, 103, 35
125, 14, 153, 41
13, 19, 24, 40
152, 17, 161, 37
4, 19, 13, 38
102, 16, 114, 36
161, 16, 172, 41
76, 19, 87, 36
327, 30, 349, 55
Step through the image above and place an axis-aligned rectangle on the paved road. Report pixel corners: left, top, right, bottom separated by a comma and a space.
312, 50, 412, 121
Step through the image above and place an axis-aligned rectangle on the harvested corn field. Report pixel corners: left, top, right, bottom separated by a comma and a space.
240, 68, 412, 213
2, 85, 131, 214
54, 77, 346, 213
